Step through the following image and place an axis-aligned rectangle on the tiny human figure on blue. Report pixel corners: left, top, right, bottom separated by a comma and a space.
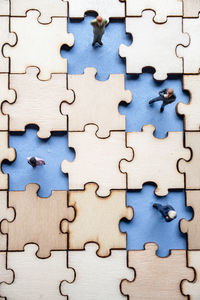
91, 16, 108, 46
27, 156, 45, 168
153, 203, 177, 222
149, 88, 176, 112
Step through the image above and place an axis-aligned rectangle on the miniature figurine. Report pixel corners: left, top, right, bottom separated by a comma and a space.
149, 88, 176, 112
153, 203, 177, 222
27, 156, 46, 168
91, 16, 108, 46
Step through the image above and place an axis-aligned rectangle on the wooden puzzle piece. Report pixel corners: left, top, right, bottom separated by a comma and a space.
61, 243, 134, 299
125, 0, 182, 23
0, 0, 9, 16
0, 132, 15, 190
183, 0, 200, 17
61, 67, 132, 138
0, 244, 74, 300
180, 191, 200, 250
120, 125, 190, 196
11, 0, 67, 24
0, 252, 13, 300
121, 243, 194, 299
61, 124, 133, 197
177, 17, 200, 74
0, 192, 14, 251
3, 10, 74, 80
178, 132, 200, 190
62, 183, 133, 256
1, 184, 75, 258
182, 251, 200, 299
0, 17, 16, 73
177, 75, 200, 131
119, 11, 189, 80
67, 0, 125, 20
2, 67, 74, 138
0, 74, 16, 130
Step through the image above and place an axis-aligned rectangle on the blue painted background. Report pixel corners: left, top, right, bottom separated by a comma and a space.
2, 15, 192, 256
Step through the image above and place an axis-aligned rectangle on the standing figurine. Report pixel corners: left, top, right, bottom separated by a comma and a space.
153, 203, 177, 222
149, 88, 176, 112
91, 16, 108, 46
27, 156, 45, 168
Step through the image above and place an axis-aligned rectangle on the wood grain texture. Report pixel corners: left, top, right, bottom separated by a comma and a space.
1, 184, 75, 258
183, 0, 200, 17
121, 243, 194, 300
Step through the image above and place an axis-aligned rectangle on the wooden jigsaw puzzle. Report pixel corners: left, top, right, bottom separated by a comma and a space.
0, 0, 199, 298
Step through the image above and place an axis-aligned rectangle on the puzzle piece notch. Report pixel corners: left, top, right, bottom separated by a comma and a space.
180, 191, 200, 250
178, 132, 200, 190
0, 132, 15, 190
177, 17, 200, 74
68, 0, 125, 20
61, 183, 133, 256
61, 124, 133, 197
121, 242, 194, 299
0, 252, 13, 300
177, 75, 200, 131
61, 67, 132, 138
119, 11, 189, 80
1, 244, 74, 300
0, 17, 17, 73
183, 0, 200, 17
2, 67, 74, 138
11, 0, 68, 24
125, 0, 183, 23
1, 184, 75, 258
3, 10, 74, 80
61, 243, 134, 299
182, 251, 200, 299
120, 124, 190, 196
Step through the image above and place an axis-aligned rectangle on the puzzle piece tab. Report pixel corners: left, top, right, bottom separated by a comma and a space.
0, 252, 13, 300
2, 67, 74, 138
67, 0, 125, 20
61, 243, 134, 299
61, 124, 133, 197
11, 0, 67, 23
121, 243, 194, 299
1, 184, 75, 258
125, 0, 182, 23
120, 125, 190, 196
0, 192, 14, 251
119, 11, 189, 80
1, 244, 74, 300
61, 67, 132, 138
4, 10, 74, 80
63, 183, 133, 256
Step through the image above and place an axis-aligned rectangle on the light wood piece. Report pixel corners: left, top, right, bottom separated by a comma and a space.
1, 184, 75, 258
63, 183, 133, 256
177, 17, 200, 74
0, 132, 15, 190
1, 244, 74, 300
11, 0, 68, 23
178, 132, 200, 189
177, 75, 200, 131
61, 67, 132, 137
121, 243, 194, 299
61, 124, 133, 197
119, 11, 189, 80
0, 74, 16, 130
183, 0, 200, 17
0, 252, 13, 300
182, 251, 200, 299
180, 191, 200, 249
0, 0, 9, 16
126, 0, 182, 23
68, 0, 125, 20
61, 243, 134, 299
2, 67, 74, 138
0, 17, 16, 73
120, 125, 190, 196
4, 10, 74, 80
